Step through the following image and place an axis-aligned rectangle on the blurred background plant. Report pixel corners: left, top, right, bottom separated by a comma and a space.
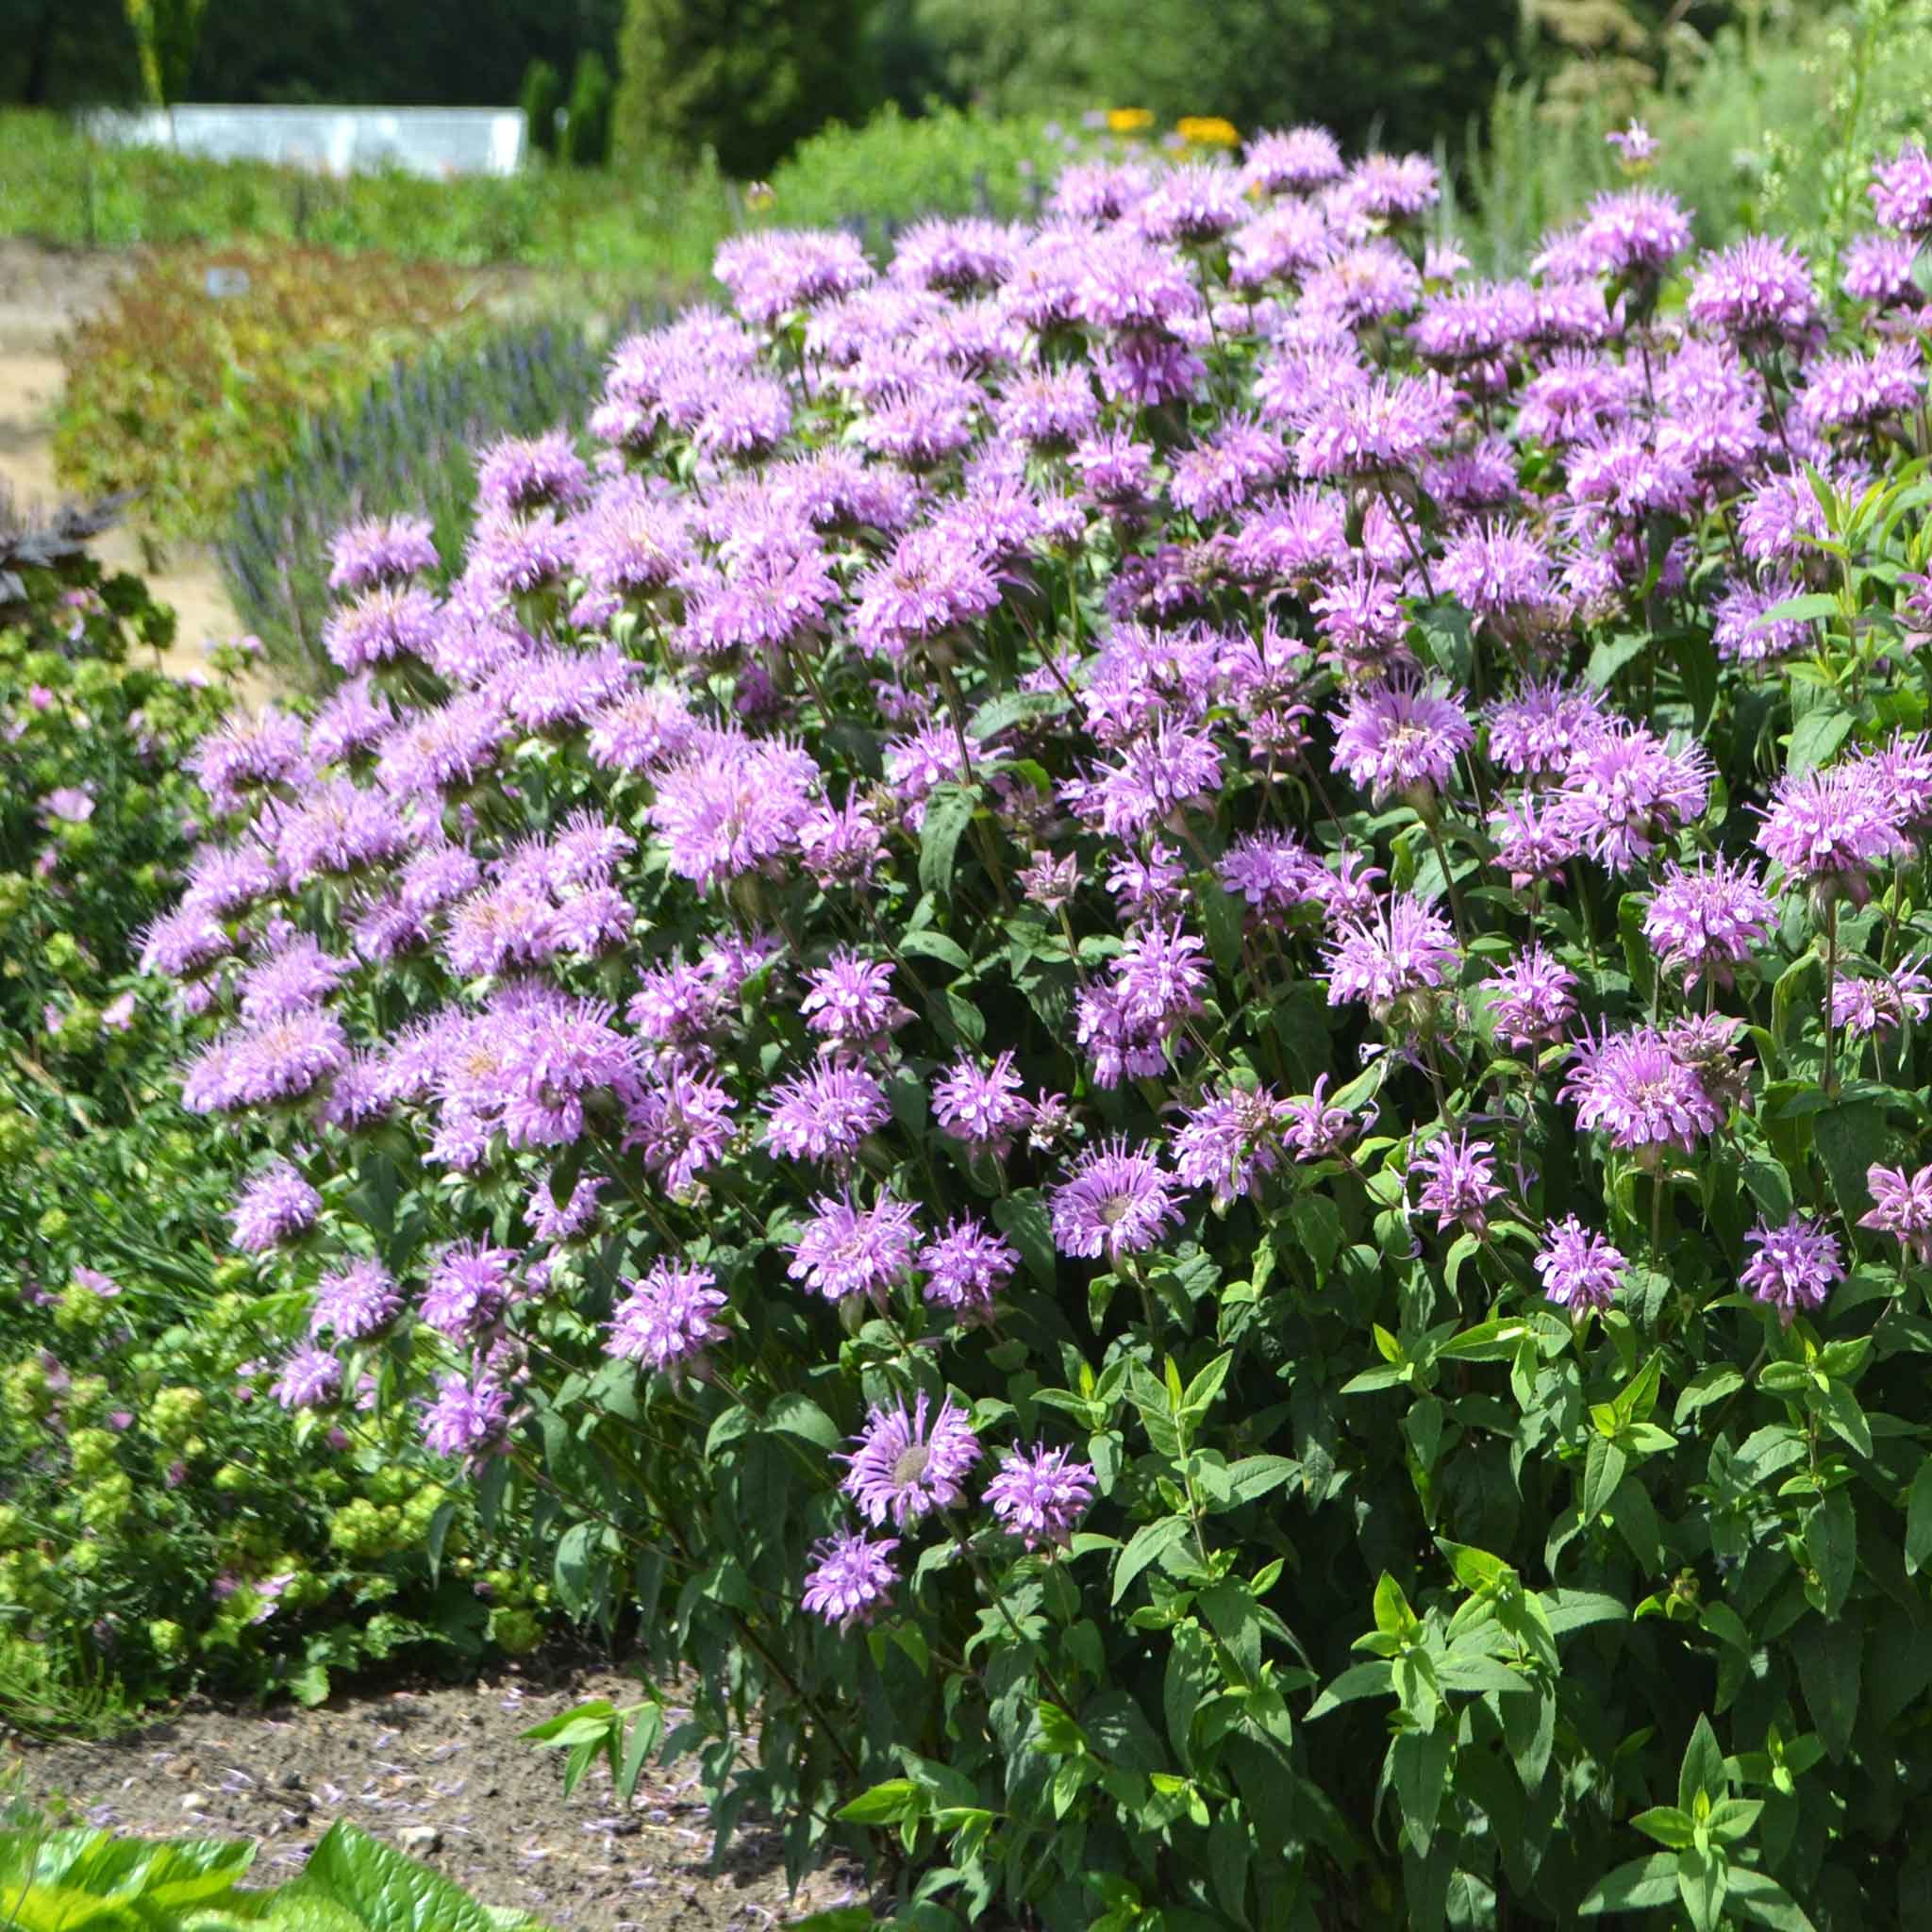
220, 313, 641, 685
50, 245, 485, 545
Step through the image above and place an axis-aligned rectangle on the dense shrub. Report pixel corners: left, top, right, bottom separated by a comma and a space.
0, 503, 540, 1725
561, 51, 615, 170
155, 121, 1932, 1929
220, 315, 645, 686
612, 0, 874, 178
765, 104, 1072, 236
522, 57, 565, 160
52, 244, 479, 543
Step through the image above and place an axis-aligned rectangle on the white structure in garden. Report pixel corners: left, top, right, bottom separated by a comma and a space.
83, 107, 526, 178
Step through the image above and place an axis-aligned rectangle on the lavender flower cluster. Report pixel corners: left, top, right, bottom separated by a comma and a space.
153, 125, 1932, 1643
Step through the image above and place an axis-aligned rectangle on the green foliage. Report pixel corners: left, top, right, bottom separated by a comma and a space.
221, 314, 643, 686
612, 0, 874, 178
764, 103, 1069, 234
1460, 0, 1932, 272
52, 245, 477, 544
903, 0, 1517, 154
0, 110, 734, 283
0, 1816, 556, 1931
521, 58, 565, 159
122, 0, 209, 106
561, 51, 615, 169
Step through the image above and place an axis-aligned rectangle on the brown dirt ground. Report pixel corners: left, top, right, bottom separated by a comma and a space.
5, 1658, 871, 1930
0, 240, 242, 682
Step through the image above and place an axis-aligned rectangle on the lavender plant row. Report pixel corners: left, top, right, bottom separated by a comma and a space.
220, 319, 634, 687
153, 123, 1932, 1929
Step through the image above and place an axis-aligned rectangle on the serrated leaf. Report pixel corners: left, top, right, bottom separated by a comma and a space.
918, 783, 977, 903
991, 1190, 1055, 1290
1112, 1516, 1193, 1606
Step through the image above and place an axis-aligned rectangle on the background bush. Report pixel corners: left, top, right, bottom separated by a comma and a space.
220, 313, 642, 684
52, 244, 482, 543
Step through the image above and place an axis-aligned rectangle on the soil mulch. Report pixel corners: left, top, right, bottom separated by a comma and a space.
4, 1659, 869, 1930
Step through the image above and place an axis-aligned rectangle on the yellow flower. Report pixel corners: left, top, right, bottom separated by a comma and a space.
1176, 116, 1240, 148
1106, 108, 1155, 135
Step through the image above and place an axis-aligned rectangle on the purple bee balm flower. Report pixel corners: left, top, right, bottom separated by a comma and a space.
1742, 1215, 1844, 1324
647, 732, 819, 891
327, 514, 438, 593
1079, 718, 1224, 839
1562, 1024, 1725, 1158
181, 1008, 349, 1115
607, 1260, 730, 1380
762, 1058, 891, 1166
475, 429, 590, 514
139, 907, 233, 982
421, 1371, 513, 1462
841, 1391, 980, 1527
1332, 678, 1474, 803
1112, 920, 1209, 1030
984, 1443, 1097, 1551
238, 935, 352, 1024
1535, 1217, 1628, 1312
308, 1257, 402, 1341
799, 951, 911, 1052
1240, 124, 1344, 192
421, 1241, 519, 1341
1486, 678, 1609, 778
1686, 235, 1820, 353
1871, 140, 1932, 238
230, 1161, 321, 1254
1480, 946, 1577, 1050
787, 1191, 922, 1307
1323, 893, 1460, 1020
932, 1052, 1032, 1161
274, 780, 409, 884
919, 1216, 1019, 1320
1642, 857, 1775, 988
1571, 187, 1692, 279
1174, 1085, 1285, 1207
1831, 958, 1932, 1039
1439, 521, 1554, 621
1756, 764, 1907, 895
1554, 724, 1711, 872
1049, 1135, 1182, 1262
1280, 1074, 1363, 1158
1862, 1163, 1932, 1264
270, 1346, 342, 1411
850, 525, 1002, 662
1411, 1132, 1504, 1236
1295, 371, 1457, 481
1713, 576, 1812, 664
802, 1529, 899, 1633
322, 584, 440, 675
526, 1174, 604, 1243
1841, 233, 1923, 308
40, 786, 93, 824
1019, 848, 1081, 911
623, 1066, 738, 1196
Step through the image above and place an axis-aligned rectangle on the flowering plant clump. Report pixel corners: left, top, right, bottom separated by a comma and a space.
0, 514, 539, 1721
158, 123, 1932, 1926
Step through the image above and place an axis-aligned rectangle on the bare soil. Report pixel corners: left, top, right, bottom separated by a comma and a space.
5, 1658, 869, 1931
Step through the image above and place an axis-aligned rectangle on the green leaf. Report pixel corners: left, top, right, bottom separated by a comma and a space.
1905, 1462, 1932, 1575
1112, 1516, 1193, 1606
1758, 591, 1840, 628
1391, 1725, 1453, 1854
1290, 1193, 1342, 1284
1306, 1660, 1395, 1721
835, 1779, 923, 1825
991, 1190, 1056, 1289
918, 783, 977, 903
1677, 1847, 1728, 1932
898, 928, 972, 971
1785, 707, 1852, 775
1791, 1616, 1862, 1761
1814, 1101, 1886, 1231
763, 1391, 841, 1451
968, 688, 1066, 741
1678, 1713, 1726, 1811
1630, 1806, 1696, 1850
1578, 1853, 1680, 1914
293, 1822, 502, 1932
1581, 1435, 1627, 1524
1806, 1488, 1857, 1620
552, 1522, 599, 1622
1726, 1870, 1820, 1931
